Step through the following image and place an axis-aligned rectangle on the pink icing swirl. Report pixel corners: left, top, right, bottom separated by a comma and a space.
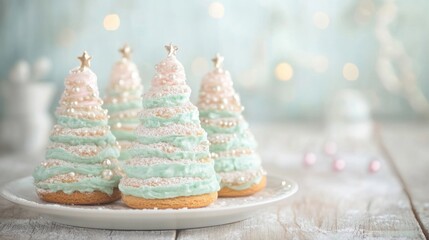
152, 56, 186, 87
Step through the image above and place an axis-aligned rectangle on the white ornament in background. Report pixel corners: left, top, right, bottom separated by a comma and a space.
32, 57, 52, 82
9, 60, 30, 83
326, 89, 373, 143
0, 58, 55, 154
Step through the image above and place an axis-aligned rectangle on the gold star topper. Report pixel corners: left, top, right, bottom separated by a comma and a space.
212, 53, 224, 70
119, 44, 132, 60
165, 43, 178, 57
77, 51, 92, 70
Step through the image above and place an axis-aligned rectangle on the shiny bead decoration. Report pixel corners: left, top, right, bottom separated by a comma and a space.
103, 159, 112, 166
102, 169, 113, 180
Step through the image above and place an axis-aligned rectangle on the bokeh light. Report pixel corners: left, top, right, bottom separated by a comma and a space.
275, 62, 293, 81
343, 63, 359, 81
209, 2, 225, 19
103, 14, 120, 31
313, 12, 330, 29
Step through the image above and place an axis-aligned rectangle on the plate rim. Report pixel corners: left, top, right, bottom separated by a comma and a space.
0, 174, 298, 215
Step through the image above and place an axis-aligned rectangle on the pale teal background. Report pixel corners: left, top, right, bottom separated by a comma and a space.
1, 0, 429, 121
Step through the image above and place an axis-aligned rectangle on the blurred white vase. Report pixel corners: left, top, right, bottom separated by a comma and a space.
326, 89, 373, 142
0, 82, 55, 153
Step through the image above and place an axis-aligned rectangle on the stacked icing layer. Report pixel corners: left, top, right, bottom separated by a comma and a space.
198, 64, 265, 191
119, 52, 220, 199
33, 67, 120, 195
104, 48, 143, 160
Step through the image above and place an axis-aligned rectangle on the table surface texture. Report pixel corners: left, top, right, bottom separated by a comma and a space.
0, 122, 428, 240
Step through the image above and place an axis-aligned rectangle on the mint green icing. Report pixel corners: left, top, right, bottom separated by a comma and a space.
33, 164, 113, 182
111, 129, 137, 141
104, 100, 142, 112
210, 134, 257, 152
199, 110, 240, 119
129, 148, 208, 160
141, 111, 199, 128
121, 162, 215, 179
50, 133, 117, 146
214, 156, 261, 172
46, 146, 120, 164
200, 101, 263, 191
57, 116, 107, 129
143, 94, 189, 108
221, 176, 262, 191
35, 176, 120, 195
118, 149, 132, 160
136, 134, 205, 150
108, 118, 140, 125
202, 122, 249, 134
106, 88, 142, 97
119, 176, 219, 199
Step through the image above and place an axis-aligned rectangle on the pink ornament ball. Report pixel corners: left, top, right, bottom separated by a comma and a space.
303, 152, 317, 167
332, 158, 346, 172
368, 159, 381, 173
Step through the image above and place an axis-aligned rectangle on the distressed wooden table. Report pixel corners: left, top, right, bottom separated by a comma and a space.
1, 122, 428, 240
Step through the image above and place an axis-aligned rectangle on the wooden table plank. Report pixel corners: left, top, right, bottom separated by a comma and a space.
177, 124, 425, 239
379, 122, 429, 238
0, 218, 176, 240
0, 155, 176, 240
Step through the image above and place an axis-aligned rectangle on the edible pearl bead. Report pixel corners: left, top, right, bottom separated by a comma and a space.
102, 169, 113, 179
103, 159, 112, 166
368, 159, 381, 173
238, 176, 245, 182
303, 152, 317, 167
324, 141, 337, 156
333, 158, 346, 172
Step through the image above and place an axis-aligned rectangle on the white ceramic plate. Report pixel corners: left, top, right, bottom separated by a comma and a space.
0, 175, 298, 230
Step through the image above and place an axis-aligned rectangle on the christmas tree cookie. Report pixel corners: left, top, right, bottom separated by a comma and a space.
103, 44, 143, 160
119, 44, 220, 209
197, 54, 266, 197
33, 52, 121, 205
